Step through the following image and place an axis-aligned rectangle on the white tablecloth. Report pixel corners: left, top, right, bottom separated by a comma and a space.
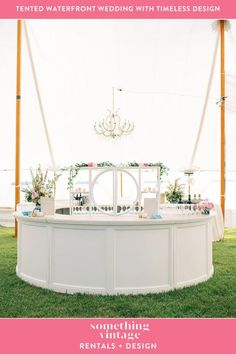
225, 209, 236, 228
212, 204, 224, 241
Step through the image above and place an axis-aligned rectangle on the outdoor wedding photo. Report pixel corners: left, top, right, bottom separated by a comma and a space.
0, 5, 236, 353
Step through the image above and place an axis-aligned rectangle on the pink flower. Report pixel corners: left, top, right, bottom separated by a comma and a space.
198, 200, 214, 210
32, 191, 39, 200
87, 162, 94, 167
207, 202, 214, 210
143, 163, 149, 167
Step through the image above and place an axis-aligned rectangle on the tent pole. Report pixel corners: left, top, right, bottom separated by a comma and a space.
15, 19, 22, 237
220, 20, 225, 220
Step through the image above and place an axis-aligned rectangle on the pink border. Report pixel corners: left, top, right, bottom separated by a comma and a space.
1, 1, 236, 354
0, 0, 236, 19
0, 318, 236, 353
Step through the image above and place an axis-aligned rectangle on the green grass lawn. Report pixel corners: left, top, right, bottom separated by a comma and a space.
0, 227, 236, 318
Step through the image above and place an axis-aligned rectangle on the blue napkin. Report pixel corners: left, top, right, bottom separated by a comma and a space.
149, 214, 162, 219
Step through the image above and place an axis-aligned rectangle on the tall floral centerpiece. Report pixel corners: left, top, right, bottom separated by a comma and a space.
21, 166, 56, 213
165, 179, 185, 203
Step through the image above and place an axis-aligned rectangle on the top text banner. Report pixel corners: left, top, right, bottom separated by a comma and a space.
0, 0, 236, 19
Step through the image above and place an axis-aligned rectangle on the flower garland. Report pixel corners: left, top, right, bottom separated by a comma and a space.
62, 161, 169, 189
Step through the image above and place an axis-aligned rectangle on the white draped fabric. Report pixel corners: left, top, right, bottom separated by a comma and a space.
0, 20, 236, 210
212, 205, 224, 241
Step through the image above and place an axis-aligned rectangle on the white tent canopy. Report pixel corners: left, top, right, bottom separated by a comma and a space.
1, 19, 236, 207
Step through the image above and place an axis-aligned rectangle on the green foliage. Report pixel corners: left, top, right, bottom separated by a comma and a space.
0, 227, 236, 318
62, 161, 169, 189
166, 178, 185, 203
61, 165, 81, 190
148, 162, 169, 178
97, 161, 115, 167
127, 161, 139, 167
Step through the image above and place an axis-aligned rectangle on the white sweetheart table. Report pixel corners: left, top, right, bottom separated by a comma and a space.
15, 213, 214, 295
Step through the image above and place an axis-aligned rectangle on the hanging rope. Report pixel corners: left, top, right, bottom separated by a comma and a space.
189, 28, 220, 169
116, 87, 216, 100
23, 20, 56, 174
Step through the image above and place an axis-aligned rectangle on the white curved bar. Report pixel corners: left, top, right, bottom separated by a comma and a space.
15, 214, 214, 295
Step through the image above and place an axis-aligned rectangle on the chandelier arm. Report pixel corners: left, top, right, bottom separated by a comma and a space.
130, 123, 135, 132
115, 114, 122, 130
94, 122, 101, 133
105, 118, 115, 131
103, 127, 113, 134
95, 126, 103, 135
122, 121, 129, 131
102, 122, 110, 132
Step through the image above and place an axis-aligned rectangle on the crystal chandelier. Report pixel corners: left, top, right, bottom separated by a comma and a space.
94, 87, 134, 138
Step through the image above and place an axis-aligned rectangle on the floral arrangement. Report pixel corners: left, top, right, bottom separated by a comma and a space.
197, 200, 214, 215
62, 161, 169, 189
165, 179, 185, 203
21, 165, 56, 206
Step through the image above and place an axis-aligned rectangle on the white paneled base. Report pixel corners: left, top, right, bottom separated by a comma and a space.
16, 215, 214, 295
176, 267, 214, 289
16, 271, 48, 289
